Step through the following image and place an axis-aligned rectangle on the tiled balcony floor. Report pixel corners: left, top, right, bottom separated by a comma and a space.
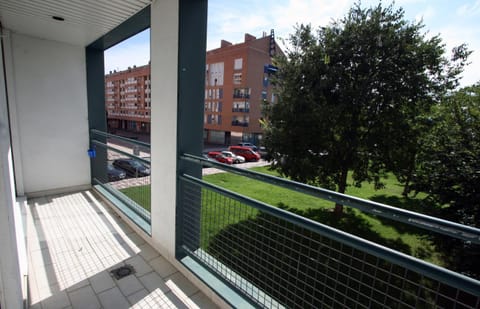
26, 190, 218, 309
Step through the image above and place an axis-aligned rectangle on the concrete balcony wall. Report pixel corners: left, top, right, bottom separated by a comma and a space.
0, 36, 24, 309
150, 0, 179, 260
5, 32, 90, 195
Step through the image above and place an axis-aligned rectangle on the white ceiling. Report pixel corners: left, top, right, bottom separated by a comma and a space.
0, 0, 151, 46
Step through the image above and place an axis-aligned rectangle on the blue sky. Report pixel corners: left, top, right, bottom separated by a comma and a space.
105, 0, 480, 86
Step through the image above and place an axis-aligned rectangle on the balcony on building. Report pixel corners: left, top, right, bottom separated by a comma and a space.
1, 1, 480, 309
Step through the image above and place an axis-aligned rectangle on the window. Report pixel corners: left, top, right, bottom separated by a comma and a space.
208, 62, 224, 86
232, 101, 249, 112
233, 73, 242, 84
234, 58, 243, 70
206, 114, 221, 125
262, 91, 267, 100
233, 88, 250, 99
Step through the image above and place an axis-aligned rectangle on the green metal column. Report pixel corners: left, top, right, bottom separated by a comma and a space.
176, 0, 208, 258
86, 47, 107, 183
85, 6, 150, 184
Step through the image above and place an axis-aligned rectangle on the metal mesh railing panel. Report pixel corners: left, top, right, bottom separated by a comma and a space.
180, 178, 480, 309
90, 139, 151, 222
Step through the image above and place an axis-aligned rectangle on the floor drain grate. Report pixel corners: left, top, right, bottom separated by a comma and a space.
110, 265, 136, 280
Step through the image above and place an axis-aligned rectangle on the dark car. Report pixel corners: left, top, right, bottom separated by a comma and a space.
258, 146, 271, 160
107, 164, 126, 181
112, 158, 150, 177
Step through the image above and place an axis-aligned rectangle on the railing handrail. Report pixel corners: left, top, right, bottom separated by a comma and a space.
181, 153, 480, 244
92, 140, 151, 165
93, 179, 151, 223
180, 173, 480, 297
90, 129, 151, 148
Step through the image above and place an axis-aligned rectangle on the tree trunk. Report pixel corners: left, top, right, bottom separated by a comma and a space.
402, 154, 415, 197
334, 167, 349, 215
402, 179, 410, 197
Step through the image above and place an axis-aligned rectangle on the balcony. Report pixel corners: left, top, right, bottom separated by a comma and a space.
91, 132, 480, 308
232, 120, 249, 127
178, 154, 480, 308
26, 190, 216, 308
232, 93, 250, 99
232, 107, 250, 113
1, 1, 479, 308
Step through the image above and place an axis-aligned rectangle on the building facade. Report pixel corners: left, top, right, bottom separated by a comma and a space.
204, 31, 280, 145
105, 64, 151, 134
105, 31, 280, 145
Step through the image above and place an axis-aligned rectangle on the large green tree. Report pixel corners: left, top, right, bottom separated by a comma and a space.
412, 84, 480, 278
413, 84, 480, 225
263, 2, 464, 213
389, 43, 472, 197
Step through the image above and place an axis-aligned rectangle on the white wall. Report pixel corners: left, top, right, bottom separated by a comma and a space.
7, 33, 91, 195
150, 0, 179, 258
0, 32, 25, 309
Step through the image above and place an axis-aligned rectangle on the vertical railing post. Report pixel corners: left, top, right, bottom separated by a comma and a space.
86, 46, 107, 183
175, 0, 208, 258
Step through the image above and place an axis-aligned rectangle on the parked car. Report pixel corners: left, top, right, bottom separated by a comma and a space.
221, 151, 245, 163
258, 146, 271, 160
228, 146, 260, 162
201, 153, 216, 167
207, 151, 234, 164
107, 164, 126, 181
112, 158, 150, 177
237, 142, 258, 152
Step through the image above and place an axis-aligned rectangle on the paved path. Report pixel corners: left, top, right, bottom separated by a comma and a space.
202, 159, 271, 176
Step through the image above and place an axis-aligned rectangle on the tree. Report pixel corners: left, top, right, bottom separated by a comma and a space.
389, 43, 472, 197
413, 83, 480, 226
412, 84, 480, 278
263, 2, 464, 214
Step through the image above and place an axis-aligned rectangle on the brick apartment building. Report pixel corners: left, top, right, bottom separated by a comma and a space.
105, 64, 151, 134
204, 30, 281, 145
105, 30, 281, 145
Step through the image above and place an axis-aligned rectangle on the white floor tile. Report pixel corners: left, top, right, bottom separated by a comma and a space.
26, 191, 217, 309
149, 256, 178, 278
41, 289, 70, 309
138, 272, 170, 293
138, 243, 160, 261
68, 285, 100, 309
89, 270, 115, 294
127, 288, 150, 306
97, 287, 130, 309
165, 272, 199, 297
126, 254, 153, 277
116, 274, 144, 296
190, 291, 219, 308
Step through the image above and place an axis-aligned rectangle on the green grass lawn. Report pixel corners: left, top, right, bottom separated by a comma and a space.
117, 166, 444, 266
202, 166, 444, 266
120, 185, 151, 211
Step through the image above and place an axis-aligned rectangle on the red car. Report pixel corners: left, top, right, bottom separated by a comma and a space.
207, 151, 234, 164
228, 146, 261, 162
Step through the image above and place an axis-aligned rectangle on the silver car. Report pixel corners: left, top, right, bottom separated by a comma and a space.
221, 151, 245, 164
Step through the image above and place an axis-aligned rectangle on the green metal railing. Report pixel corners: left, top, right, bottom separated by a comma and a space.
178, 153, 480, 308
89, 129, 151, 233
